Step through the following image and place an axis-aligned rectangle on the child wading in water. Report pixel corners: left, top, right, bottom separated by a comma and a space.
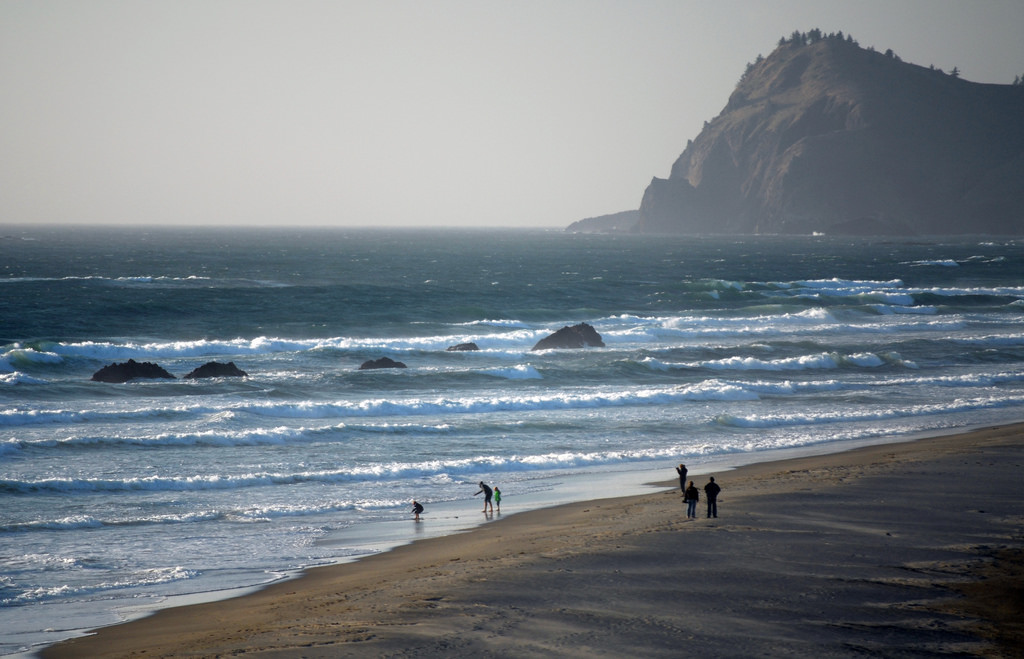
493, 487, 501, 512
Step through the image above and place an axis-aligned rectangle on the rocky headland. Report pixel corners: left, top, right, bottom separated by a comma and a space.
570, 31, 1024, 236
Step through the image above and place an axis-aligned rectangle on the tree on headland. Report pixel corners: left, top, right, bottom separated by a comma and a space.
777, 29, 863, 51
739, 53, 766, 84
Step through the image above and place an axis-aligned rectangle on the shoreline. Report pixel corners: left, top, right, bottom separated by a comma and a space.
38, 422, 1024, 657
0, 433, 924, 657
15, 428, 953, 654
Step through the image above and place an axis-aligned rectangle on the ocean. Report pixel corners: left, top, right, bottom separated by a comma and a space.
2, 226, 1023, 655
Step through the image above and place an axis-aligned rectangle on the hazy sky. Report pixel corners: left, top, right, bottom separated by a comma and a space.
3, 1, 1022, 228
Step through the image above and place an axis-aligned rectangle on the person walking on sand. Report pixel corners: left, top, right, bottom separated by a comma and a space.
704, 476, 721, 518
474, 481, 494, 513
411, 500, 424, 521
683, 481, 699, 519
493, 486, 501, 512
675, 463, 688, 495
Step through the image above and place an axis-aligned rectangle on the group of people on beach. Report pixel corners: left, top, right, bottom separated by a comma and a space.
413, 467, 721, 523
410, 480, 501, 521
676, 463, 721, 519
413, 466, 721, 523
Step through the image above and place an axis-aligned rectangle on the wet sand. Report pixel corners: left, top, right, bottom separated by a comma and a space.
40, 424, 1024, 658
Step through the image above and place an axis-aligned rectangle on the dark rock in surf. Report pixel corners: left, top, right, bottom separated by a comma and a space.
531, 323, 605, 351
446, 342, 480, 351
359, 357, 408, 370
183, 361, 248, 379
91, 359, 176, 383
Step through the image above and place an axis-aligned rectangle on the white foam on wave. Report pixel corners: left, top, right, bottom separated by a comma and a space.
788, 288, 917, 305
869, 304, 937, 315
1, 346, 64, 372
238, 382, 760, 420
756, 276, 1024, 306
21, 356, 1003, 439
789, 277, 907, 290
44, 328, 547, 362
51, 337, 320, 361
716, 392, 1024, 429
629, 308, 841, 341
950, 333, 1024, 347
1, 565, 198, 606
0, 274, 213, 285
1, 497, 382, 534
18, 290, 1017, 370
871, 370, 1024, 389
455, 318, 531, 329
0, 440, 732, 498
752, 278, 917, 305
0, 404, 203, 427
908, 284, 1024, 298
1, 371, 48, 385
710, 354, 838, 370
633, 368, 1018, 406
2, 420, 456, 455
655, 351, 892, 372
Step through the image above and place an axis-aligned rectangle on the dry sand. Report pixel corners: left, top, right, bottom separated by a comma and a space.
40, 424, 1024, 658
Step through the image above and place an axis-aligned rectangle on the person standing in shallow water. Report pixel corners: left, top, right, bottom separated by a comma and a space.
704, 476, 721, 518
675, 463, 687, 495
475, 481, 494, 513
493, 486, 501, 512
411, 500, 424, 521
683, 481, 699, 519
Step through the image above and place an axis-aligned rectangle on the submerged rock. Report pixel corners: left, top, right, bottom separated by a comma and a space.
91, 359, 176, 383
531, 323, 605, 350
446, 342, 480, 351
183, 361, 248, 379
359, 357, 407, 370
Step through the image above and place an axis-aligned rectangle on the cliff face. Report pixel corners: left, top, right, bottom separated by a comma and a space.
634, 37, 1024, 235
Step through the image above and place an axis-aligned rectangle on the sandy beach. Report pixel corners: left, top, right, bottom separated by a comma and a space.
39, 424, 1024, 658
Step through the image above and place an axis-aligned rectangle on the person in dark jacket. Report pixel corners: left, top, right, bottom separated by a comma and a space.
675, 463, 688, 494
411, 500, 424, 520
474, 481, 494, 513
704, 476, 721, 518
683, 481, 699, 519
